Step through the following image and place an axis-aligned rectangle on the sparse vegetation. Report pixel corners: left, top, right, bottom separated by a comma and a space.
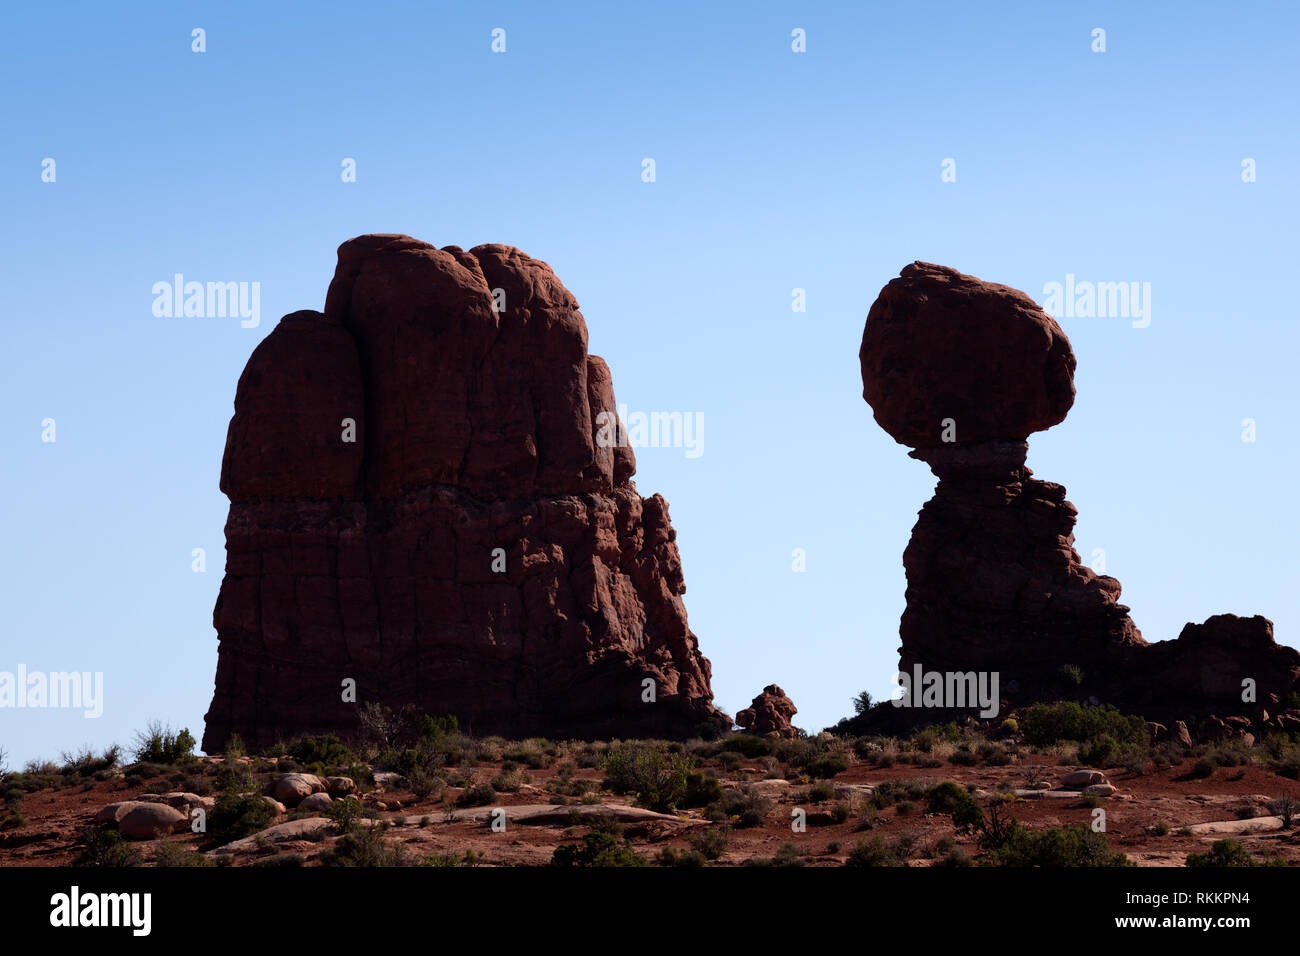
132, 722, 197, 766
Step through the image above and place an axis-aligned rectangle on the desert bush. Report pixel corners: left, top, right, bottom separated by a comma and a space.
870, 778, 928, 810
688, 825, 730, 861
683, 771, 723, 808
210, 789, 277, 842
456, 784, 497, 808
286, 734, 353, 771
979, 742, 1014, 767
1186, 839, 1260, 868
407, 766, 443, 801
1078, 735, 1120, 768
926, 780, 983, 831
327, 796, 366, 834
602, 742, 695, 812
983, 822, 1130, 867
132, 721, 197, 765
1270, 793, 1297, 829
720, 734, 773, 759
60, 744, 121, 777
704, 785, 772, 827
418, 714, 459, 742
551, 819, 647, 867
845, 836, 900, 867
324, 823, 404, 867
948, 746, 979, 767
503, 743, 549, 770
74, 826, 140, 867
806, 780, 835, 804
657, 847, 705, 867
152, 841, 214, 867
1020, 703, 1147, 749
806, 754, 849, 779
491, 768, 526, 793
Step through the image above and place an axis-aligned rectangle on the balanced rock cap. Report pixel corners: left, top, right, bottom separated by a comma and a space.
860, 262, 1076, 449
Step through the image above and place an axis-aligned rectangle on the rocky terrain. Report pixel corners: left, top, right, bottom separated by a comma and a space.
858, 262, 1300, 732
205, 235, 728, 751
5, 715, 1300, 868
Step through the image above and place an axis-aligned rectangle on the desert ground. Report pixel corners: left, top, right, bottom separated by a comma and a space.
4, 707, 1299, 869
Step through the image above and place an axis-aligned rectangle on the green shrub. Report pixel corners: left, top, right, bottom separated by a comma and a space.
456, 784, 497, 808
551, 825, 647, 867
1186, 839, 1257, 868
60, 744, 122, 777
657, 847, 705, 867
286, 734, 353, 770
74, 826, 140, 867
688, 826, 729, 861
845, 836, 900, 867
704, 786, 772, 827
806, 755, 849, 779
720, 735, 773, 759
327, 796, 366, 834
490, 769, 526, 793
807, 780, 835, 803
323, 824, 404, 867
152, 842, 214, 867
926, 780, 983, 831
683, 771, 723, 808
132, 721, 197, 765
1078, 735, 1120, 768
1020, 703, 1147, 749
602, 743, 696, 812
418, 714, 459, 742
210, 790, 277, 842
983, 822, 1131, 867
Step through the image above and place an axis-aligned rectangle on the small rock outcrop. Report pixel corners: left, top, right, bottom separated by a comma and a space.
860, 262, 1300, 729
735, 685, 800, 738
203, 235, 728, 751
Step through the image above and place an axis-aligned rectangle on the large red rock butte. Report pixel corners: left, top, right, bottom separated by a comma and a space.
860, 262, 1300, 733
203, 234, 728, 752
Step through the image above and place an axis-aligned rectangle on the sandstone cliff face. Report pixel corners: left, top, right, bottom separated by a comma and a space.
203, 235, 726, 751
861, 262, 1300, 727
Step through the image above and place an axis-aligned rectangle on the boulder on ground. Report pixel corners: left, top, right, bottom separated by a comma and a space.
118, 804, 188, 839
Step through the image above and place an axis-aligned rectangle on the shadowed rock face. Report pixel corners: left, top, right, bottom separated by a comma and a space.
203, 234, 727, 752
861, 262, 1299, 729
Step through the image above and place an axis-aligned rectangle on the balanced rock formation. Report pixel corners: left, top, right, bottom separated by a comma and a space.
860, 262, 1299, 729
735, 685, 800, 738
203, 234, 728, 751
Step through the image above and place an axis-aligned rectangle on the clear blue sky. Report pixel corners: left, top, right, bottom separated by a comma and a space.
3, 1, 1297, 766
